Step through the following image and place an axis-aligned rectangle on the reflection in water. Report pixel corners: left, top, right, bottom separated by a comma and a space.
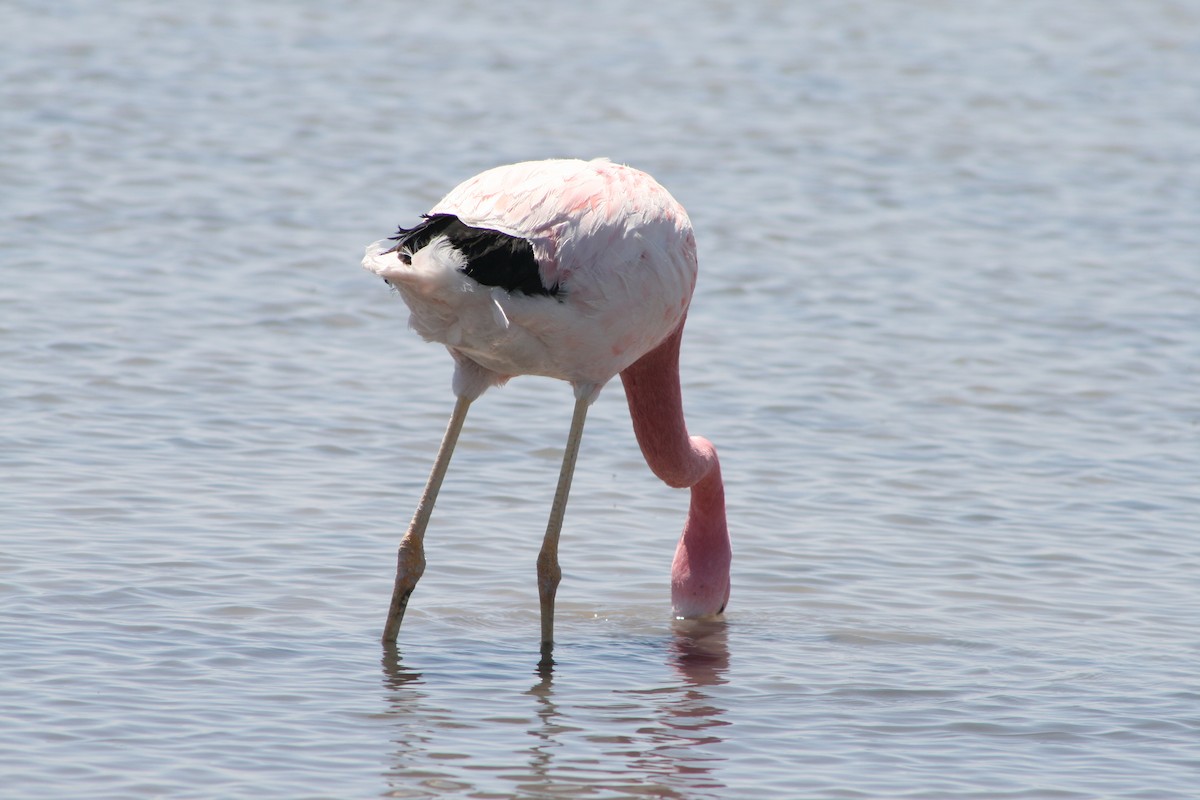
520, 619, 733, 798
380, 643, 423, 693
378, 624, 732, 798
523, 655, 563, 794
626, 619, 732, 793
669, 617, 731, 687
379, 644, 478, 798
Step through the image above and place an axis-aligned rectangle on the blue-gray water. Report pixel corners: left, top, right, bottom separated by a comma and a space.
3, 1, 1199, 798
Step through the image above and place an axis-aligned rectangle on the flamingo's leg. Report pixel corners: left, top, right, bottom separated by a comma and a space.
383, 395, 472, 643
537, 394, 590, 657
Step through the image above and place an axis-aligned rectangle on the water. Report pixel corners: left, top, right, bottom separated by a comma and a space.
3, 0, 1198, 797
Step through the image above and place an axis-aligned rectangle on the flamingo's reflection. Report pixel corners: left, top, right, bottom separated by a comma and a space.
523, 618, 731, 796
669, 617, 731, 687
379, 644, 478, 797
380, 620, 731, 797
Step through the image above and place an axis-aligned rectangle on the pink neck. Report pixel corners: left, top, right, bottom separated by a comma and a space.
620, 323, 731, 618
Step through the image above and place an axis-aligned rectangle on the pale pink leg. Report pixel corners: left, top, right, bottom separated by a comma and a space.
537, 395, 589, 656
382, 395, 471, 643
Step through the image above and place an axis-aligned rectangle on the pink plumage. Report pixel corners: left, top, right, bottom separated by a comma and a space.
364, 158, 696, 399
363, 158, 730, 655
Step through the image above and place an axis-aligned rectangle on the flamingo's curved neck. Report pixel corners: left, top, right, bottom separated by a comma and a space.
620, 323, 731, 617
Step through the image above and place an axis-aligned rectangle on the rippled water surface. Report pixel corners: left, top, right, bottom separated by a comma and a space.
4, 1, 1199, 798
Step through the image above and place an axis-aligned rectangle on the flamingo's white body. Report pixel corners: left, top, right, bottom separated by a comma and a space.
363, 158, 729, 656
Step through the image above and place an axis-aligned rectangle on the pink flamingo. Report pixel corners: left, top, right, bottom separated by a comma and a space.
363, 158, 730, 652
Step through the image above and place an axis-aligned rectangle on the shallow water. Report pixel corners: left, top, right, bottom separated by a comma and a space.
3, 1, 1199, 797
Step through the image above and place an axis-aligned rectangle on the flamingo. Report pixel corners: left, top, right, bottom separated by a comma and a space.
362, 158, 730, 654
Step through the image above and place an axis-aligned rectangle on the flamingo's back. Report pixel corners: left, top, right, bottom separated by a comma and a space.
363, 158, 697, 397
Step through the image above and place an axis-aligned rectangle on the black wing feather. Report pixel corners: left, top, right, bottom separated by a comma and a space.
388, 214, 558, 297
